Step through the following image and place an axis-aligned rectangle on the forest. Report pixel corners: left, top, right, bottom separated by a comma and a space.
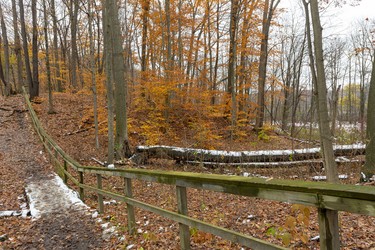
0, 0, 374, 248
1, 0, 373, 177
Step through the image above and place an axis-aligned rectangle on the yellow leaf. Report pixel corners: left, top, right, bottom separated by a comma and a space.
303, 207, 310, 217
297, 213, 304, 223
301, 234, 309, 244
303, 216, 310, 227
285, 216, 296, 229
281, 233, 291, 246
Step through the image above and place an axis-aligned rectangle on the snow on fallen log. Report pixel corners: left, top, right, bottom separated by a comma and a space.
186, 157, 364, 168
312, 174, 348, 181
134, 143, 365, 164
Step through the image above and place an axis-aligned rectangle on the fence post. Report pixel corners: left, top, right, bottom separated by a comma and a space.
318, 208, 340, 250
79, 171, 84, 201
63, 160, 68, 184
54, 149, 59, 172
176, 186, 190, 250
124, 177, 136, 235
97, 174, 104, 213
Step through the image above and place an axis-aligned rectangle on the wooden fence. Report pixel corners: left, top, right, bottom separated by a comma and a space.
23, 91, 375, 250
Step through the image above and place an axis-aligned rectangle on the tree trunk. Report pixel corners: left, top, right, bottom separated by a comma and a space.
103, 2, 115, 164
141, 0, 150, 72
361, 51, 375, 181
31, 0, 39, 98
89, 0, 99, 149
0, 5, 10, 95
309, 0, 340, 248
43, 0, 55, 114
105, 0, 131, 159
164, 0, 173, 118
255, 0, 280, 130
0, 36, 7, 95
310, 0, 338, 183
19, 0, 34, 99
51, 0, 63, 92
70, 0, 79, 89
228, 0, 239, 138
11, 0, 23, 93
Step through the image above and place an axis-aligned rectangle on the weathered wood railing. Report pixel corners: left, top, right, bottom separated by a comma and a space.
23, 91, 375, 250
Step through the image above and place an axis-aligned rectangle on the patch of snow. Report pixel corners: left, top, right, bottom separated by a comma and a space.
336, 156, 350, 162
312, 174, 348, 181
26, 173, 89, 220
339, 174, 348, 179
312, 176, 327, 181
361, 172, 366, 180
0, 209, 29, 218
247, 214, 256, 220
126, 244, 135, 250
0, 211, 15, 217
311, 235, 320, 241
102, 226, 116, 241
101, 222, 110, 229
103, 200, 117, 205
20, 203, 27, 209
21, 209, 30, 218
92, 211, 99, 218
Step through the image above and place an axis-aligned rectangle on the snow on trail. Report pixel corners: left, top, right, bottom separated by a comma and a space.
26, 173, 89, 220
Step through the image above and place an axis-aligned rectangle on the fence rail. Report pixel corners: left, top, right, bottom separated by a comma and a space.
23, 90, 375, 250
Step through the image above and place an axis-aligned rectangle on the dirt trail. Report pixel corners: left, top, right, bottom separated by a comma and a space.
0, 96, 104, 250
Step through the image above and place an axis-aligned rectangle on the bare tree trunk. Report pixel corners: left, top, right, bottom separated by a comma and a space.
103, 2, 114, 164
31, 0, 39, 98
0, 4, 10, 95
19, 0, 34, 98
11, 0, 23, 93
51, 0, 62, 92
141, 0, 150, 72
105, 0, 131, 159
88, 0, 99, 149
255, 0, 280, 130
43, 0, 55, 114
228, 0, 240, 138
0, 36, 8, 95
70, 0, 79, 89
309, 0, 340, 248
212, 2, 221, 105
310, 0, 338, 182
361, 51, 375, 181
164, 0, 173, 118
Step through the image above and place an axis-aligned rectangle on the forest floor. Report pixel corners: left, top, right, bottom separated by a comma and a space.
0, 96, 104, 250
1, 93, 375, 249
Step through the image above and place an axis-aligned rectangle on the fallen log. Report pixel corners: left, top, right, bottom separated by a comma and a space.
134, 143, 365, 164
186, 157, 364, 168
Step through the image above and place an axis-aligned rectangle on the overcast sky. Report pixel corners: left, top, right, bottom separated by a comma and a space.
279, 0, 375, 35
